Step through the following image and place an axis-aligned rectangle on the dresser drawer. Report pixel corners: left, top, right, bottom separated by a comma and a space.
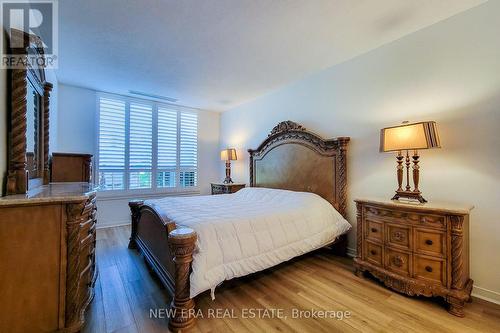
414, 228, 446, 257
385, 248, 411, 276
211, 183, 245, 195
211, 184, 225, 194
365, 241, 383, 266
413, 254, 446, 285
365, 206, 407, 221
385, 223, 411, 250
365, 220, 383, 243
408, 213, 446, 230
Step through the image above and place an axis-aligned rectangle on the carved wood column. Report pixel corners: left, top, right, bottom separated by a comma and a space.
7, 67, 28, 194
446, 214, 468, 317
450, 215, 465, 290
168, 228, 197, 332
354, 201, 364, 276
128, 200, 144, 249
43, 82, 53, 184
83, 155, 92, 183
337, 137, 349, 219
65, 201, 86, 327
355, 202, 362, 256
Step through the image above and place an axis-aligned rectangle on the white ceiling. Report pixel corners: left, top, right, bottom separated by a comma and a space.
57, 0, 485, 111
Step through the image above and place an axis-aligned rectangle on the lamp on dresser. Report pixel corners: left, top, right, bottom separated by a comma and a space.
380, 121, 441, 203
220, 148, 237, 184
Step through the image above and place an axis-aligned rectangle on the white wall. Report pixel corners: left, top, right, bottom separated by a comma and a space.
57, 84, 96, 154
220, 1, 500, 303
46, 71, 59, 153
57, 84, 221, 228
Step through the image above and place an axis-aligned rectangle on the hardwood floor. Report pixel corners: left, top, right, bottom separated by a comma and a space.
83, 226, 500, 333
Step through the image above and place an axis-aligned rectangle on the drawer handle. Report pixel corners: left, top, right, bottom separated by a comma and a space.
370, 250, 377, 255
371, 228, 378, 233
391, 255, 404, 267
393, 231, 405, 242
425, 239, 433, 245
425, 266, 433, 273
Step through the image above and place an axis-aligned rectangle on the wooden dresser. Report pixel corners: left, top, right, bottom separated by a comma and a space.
0, 183, 98, 333
51, 153, 93, 183
211, 183, 246, 195
353, 198, 473, 317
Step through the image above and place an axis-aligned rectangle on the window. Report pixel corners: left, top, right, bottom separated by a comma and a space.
97, 94, 198, 191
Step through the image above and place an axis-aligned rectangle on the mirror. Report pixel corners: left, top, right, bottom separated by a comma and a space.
26, 79, 42, 179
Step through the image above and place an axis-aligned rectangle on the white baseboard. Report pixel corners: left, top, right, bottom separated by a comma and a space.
346, 247, 357, 258
96, 220, 131, 229
472, 286, 500, 305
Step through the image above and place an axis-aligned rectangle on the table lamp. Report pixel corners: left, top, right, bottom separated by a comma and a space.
220, 148, 237, 184
380, 121, 441, 203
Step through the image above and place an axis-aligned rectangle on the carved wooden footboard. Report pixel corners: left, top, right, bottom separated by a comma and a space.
129, 200, 197, 331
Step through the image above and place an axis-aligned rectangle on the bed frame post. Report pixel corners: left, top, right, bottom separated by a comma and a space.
331, 137, 350, 256
128, 199, 144, 249
337, 137, 349, 219
168, 228, 197, 332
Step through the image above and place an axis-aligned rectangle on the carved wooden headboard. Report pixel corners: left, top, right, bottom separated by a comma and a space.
248, 121, 350, 217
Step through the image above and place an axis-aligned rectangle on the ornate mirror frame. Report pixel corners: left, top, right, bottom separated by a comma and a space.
6, 29, 53, 195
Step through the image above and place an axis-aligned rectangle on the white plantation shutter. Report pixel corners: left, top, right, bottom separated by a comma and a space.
98, 97, 126, 190
157, 107, 178, 188
179, 112, 198, 187
129, 103, 153, 189
97, 93, 198, 191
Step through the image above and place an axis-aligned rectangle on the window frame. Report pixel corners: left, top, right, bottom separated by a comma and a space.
95, 92, 199, 196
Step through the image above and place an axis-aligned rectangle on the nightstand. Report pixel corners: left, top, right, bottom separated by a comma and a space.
211, 183, 245, 195
353, 198, 473, 317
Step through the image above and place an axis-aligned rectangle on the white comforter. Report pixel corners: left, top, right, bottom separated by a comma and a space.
146, 187, 351, 298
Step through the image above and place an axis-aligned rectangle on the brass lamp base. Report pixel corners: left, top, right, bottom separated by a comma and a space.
390, 150, 428, 204
223, 161, 233, 184
391, 190, 427, 203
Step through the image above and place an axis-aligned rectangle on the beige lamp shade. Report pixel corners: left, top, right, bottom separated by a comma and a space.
380, 121, 441, 152
220, 148, 237, 161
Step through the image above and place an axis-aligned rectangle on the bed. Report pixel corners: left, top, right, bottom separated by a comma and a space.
128, 120, 351, 331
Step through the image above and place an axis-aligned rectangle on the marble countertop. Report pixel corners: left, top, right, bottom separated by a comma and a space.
355, 197, 474, 215
0, 182, 99, 206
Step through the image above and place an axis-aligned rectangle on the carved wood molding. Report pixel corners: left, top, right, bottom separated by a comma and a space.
65, 201, 86, 327
337, 144, 348, 217
248, 120, 350, 216
355, 259, 449, 298
7, 67, 28, 194
128, 200, 144, 249
168, 228, 197, 332
43, 83, 53, 184
450, 215, 465, 289
356, 202, 363, 256
268, 120, 306, 136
